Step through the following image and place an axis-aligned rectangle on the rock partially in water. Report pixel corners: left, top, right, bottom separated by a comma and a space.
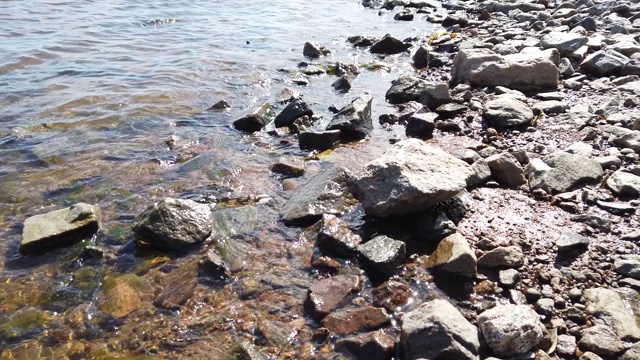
426, 232, 477, 279
153, 263, 198, 310
20, 203, 100, 253
274, 97, 313, 128
578, 324, 626, 358
477, 246, 524, 268
348, 139, 473, 217
317, 214, 362, 257
132, 198, 213, 251
207, 99, 231, 110
335, 330, 395, 360
270, 156, 306, 178
413, 45, 432, 68
97, 274, 143, 318
528, 152, 603, 194
232, 102, 274, 133
369, 34, 411, 55
357, 235, 406, 277
305, 275, 362, 320
405, 111, 437, 139
385, 76, 430, 104
199, 249, 231, 280
321, 307, 391, 335
478, 304, 546, 357
583, 287, 640, 341
0, 307, 51, 343
224, 340, 268, 360
326, 93, 373, 140
332, 75, 352, 93
303, 41, 331, 58
401, 299, 481, 360
606, 170, 640, 198
280, 166, 353, 225
298, 130, 341, 151
372, 280, 413, 312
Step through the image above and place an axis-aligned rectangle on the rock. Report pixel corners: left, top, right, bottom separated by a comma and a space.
580, 50, 629, 77
208, 99, 231, 110
20, 203, 101, 253
451, 48, 502, 86
425, 233, 477, 278
303, 42, 331, 58
535, 100, 569, 115
528, 152, 603, 194
499, 269, 520, 288
233, 103, 273, 133
418, 82, 452, 110
401, 299, 481, 360
556, 231, 590, 253
485, 152, 527, 187
369, 34, 411, 55
98, 274, 143, 318
298, 130, 341, 151
483, 95, 534, 128
322, 307, 391, 335
305, 275, 362, 320
478, 304, 546, 357
614, 255, 640, 279
326, 93, 373, 140
622, 231, 640, 241
580, 352, 604, 360
596, 200, 636, 216
280, 167, 353, 225
348, 139, 473, 217
540, 32, 588, 55
413, 46, 432, 68
477, 246, 524, 268
347, 35, 377, 48
621, 342, 640, 360
405, 112, 437, 139
435, 103, 467, 119
332, 75, 352, 93
132, 198, 212, 251
372, 280, 413, 312
583, 287, 640, 341
468, 159, 492, 187
578, 325, 626, 358
225, 340, 267, 360
270, 156, 305, 178
199, 249, 231, 280
556, 334, 577, 357
607, 170, 640, 198
394, 9, 414, 21
385, 76, 430, 104
153, 263, 198, 310
357, 235, 406, 276
274, 98, 313, 128
317, 214, 362, 257
336, 331, 395, 360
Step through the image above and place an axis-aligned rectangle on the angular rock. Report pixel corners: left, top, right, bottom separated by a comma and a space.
357, 235, 406, 276
580, 352, 604, 360
579, 325, 626, 358
401, 299, 481, 360
477, 246, 524, 268
425, 233, 477, 278
317, 214, 362, 257
332, 75, 352, 93
225, 340, 267, 360
305, 275, 362, 320
528, 152, 603, 194
385, 76, 430, 104
270, 156, 305, 178
347, 35, 377, 48
607, 170, 640, 198
199, 249, 231, 280
435, 103, 467, 119
478, 304, 546, 357
303, 42, 331, 58
418, 82, 452, 110
614, 255, 640, 279
326, 93, 373, 140
413, 46, 432, 68
348, 139, 473, 217
233, 103, 273, 133
336, 330, 395, 360
405, 112, 437, 139
298, 130, 341, 151
468, 159, 492, 187
20, 203, 101, 253
583, 287, 640, 340
580, 50, 629, 77
451, 48, 502, 86
274, 98, 313, 128
556, 231, 590, 253
132, 198, 213, 251
556, 334, 577, 357
322, 307, 391, 335
280, 167, 352, 225
369, 35, 411, 55
540, 32, 588, 55
485, 152, 527, 187
372, 280, 412, 312
483, 96, 534, 128
621, 342, 640, 360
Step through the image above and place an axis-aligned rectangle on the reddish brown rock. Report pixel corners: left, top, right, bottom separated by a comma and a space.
336, 330, 396, 360
372, 280, 413, 312
321, 307, 391, 335
305, 275, 362, 320
317, 214, 362, 257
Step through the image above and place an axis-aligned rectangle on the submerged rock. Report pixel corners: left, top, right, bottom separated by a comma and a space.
322, 307, 391, 335
478, 304, 546, 357
98, 274, 143, 318
199, 249, 232, 280
317, 214, 362, 257
298, 130, 341, 151
20, 203, 101, 253
305, 275, 362, 320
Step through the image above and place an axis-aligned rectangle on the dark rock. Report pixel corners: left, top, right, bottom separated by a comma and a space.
369, 34, 411, 55
405, 112, 437, 139
274, 98, 313, 128
303, 42, 331, 58
336, 331, 395, 360
332, 75, 352, 93
305, 275, 362, 320
434, 103, 467, 119
298, 130, 341, 151
394, 10, 414, 21
418, 82, 452, 110
322, 307, 391, 335
580, 50, 629, 77
233, 103, 273, 133
372, 280, 413, 312
357, 235, 406, 276
224, 340, 267, 360
385, 76, 430, 104
208, 100, 231, 110
347, 35, 378, 48
199, 249, 231, 280
317, 214, 362, 257
596, 200, 636, 216
270, 156, 306, 178
153, 263, 198, 310
614, 255, 640, 279
413, 46, 432, 68
327, 93, 373, 140
442, 14, 469, 27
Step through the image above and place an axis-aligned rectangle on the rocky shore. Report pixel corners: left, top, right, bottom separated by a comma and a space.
3, 0, 640, 359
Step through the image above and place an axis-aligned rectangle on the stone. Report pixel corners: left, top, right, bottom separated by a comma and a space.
305, 275, 362, 320
418, 82, 452, 110
348, 139, 473, 217
477, 246, 524, 268
483, 96, 534, 128
270, 156, 305, 178
20, 203, 100, 253
556, 231, 590, 253
499, 269, 520, 288
535, 100, 569, 115
357, 235, 406, 276
425, 233, 477, 278
612, 41, 640, 57
348, 35, 377, 48
274, 97, 313, 128
153, 264, 197, 310
369, 34, 411, 55
413, 46, 432, 68
596, 200, 636, 216
435, 103, 468, 119
401, 299, 481, 360
478, 304, 546, 357
336, 331, 395, 360
233, 103, 273, 133
468, 159, 492, 187
394, 9, 414, 21
372, 280, 413, 312
485, 152, 527, 187
607, 170, 640, 198
540, 32, 588, 55
385, 76, 430, 104
322, 307, 391, 335
580, 352, 604, 360
317, 214, 362, 257
303, 41, 331, 58
451, 48, 502, 86
332, 75, 352, 93
405, 112, 437, 139
98, 274, 143, 318
614, 255, 640, 279
298, 130, 341, 151
199, 249, 231, 280
327, 93, 373, 140
621, 342, 640, 360
280, 167, 352, 225
225, 340, 267, 360
556, 334, 577, 357
528, 152, 603, 194
208, 99, 231, 110
132, 198, 212, 251
580, 50, 629, 77
583, 287, 640, 341
622, 231, 640, 241
578, 325, 626, 358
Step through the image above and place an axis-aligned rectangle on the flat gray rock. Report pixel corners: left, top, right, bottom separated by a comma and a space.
614, 255, 640, 279
579, 325, 626, 358
528, 152, 603, 194
583, 287, 640, 341
607, 170, 640, 198
540, 32, 588, 55
478, 304, 546, 357
483, 95, 534, 128
580, 50, 629, 77
327, 93, 373, 140
557, 231, 590, 253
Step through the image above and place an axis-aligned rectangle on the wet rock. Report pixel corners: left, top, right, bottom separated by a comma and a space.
540, 32, 588, 55
614, 255, 640, 279
556, 334, 577, 357
233, 103, 273, 133
132, 198, 212, 251
478, 304, 546, 357
303, 41, 331, 58
322, 307, 391, 335
483, 95, 534, 128
348, 139, 473, 217
528, 152, 603, 194
348, 35, 377, 48
485, 152, 527, 187
153, 263, 198, 310
332, 75, 352, 93
401, 299, 482, 360
20, 203, 101, 253
583, 287, 640, 341
580, 50, 628, 77
357, 235, 406, 276
298, 130, 341, 151
305, 275, 362, 320
210, 205, 260, 241
425, 233, 477, 279
0, 307, 51, 342
199, 249, 231, 280
394, 9, 414, 21
326, 93, 373, 140
579, 325, 626, 358
369, 34, 411, 55
385, 76, 430, 104
280, 166, 352, 225
98, 274, 143, 318
372, 280, 413, 312
317, 214, 362, 257
556, 231, 590, 253
606, 170, 640, 198
405, 112, 437, 139
274, 97, 313, 128
418, 82, 451, 110
208, 99, 231, 110
335, 330, 395, 360
413, 46, 432, 68
225, 340, 267, 360
270, 156, 306, 178
478, 246, 524, 268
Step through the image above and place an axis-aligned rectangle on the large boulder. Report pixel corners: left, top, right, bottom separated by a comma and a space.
132, 198, 212, 251
425, 233, 477, 278
583, 287, 640, 341
528, 152, 603, 194
606, 170, 640, 198
348, 139, 473, 217
478, 304, 546, 357
401, 299, 481, 360
326, 93, 373, 140
20, 203, 101, 253
483, 95, 534, 128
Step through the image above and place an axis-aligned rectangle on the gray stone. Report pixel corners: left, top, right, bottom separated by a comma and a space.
401, 299, 481, 360
332, 75, 352, 93
478, 304, 546, 357
405, 112, 437, 139
274, 98, 313, 128
357, 235, 406, 276
435, 103, 467, 119
614, 255, 640, 280
540, 32, 588, 55
483, 95, 534, 128
305, 275, 362, 320
348, 139, 473, 217
580, 50, 629, 77
485, 152, 527, 187
233, 103, 273, 133
270, 156, 305, 178
426, 233, 477, 278
556, 334, 577, 357
327, 93, 373, 140
622, 231, 640, 241
621, 342, 640, 360
580, 352, 604, 360
199, 249, 231, 280
318, 214, 362, 257
386, 76, 430, 104
596, 200, 636, 216
556, 231, 590, 253
336, 331, 395, 360
303, 42, 331, 58
418, 82, 452, 110
578, 325, 626, 358
535, 100, 569, 115
528, 152, 603, 194
607, 170, 640, 198
477, 246, 524, 268
583, 287, 640, 341
280, 167, 352, 225
499, 269, 520, 288
369, 34, 411, 55
132, 198, 212, 251
468, 159, 492, 187
595, 155, 622, 169
612, 41, 640, 58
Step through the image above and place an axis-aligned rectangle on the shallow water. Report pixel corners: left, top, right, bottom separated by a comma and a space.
0, 0, 447, 357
